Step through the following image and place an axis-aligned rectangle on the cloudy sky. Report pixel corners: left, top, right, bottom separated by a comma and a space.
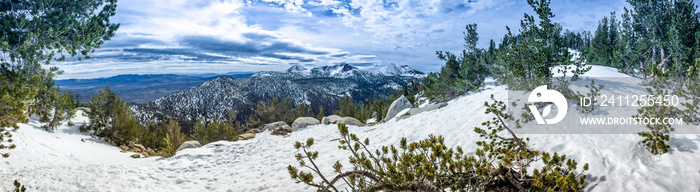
55, 0, 639, 79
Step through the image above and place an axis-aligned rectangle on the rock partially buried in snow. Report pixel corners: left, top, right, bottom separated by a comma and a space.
260, 121, 289, 132
146, 147, 157, 156
176, 141, 202, 151
128, 147, 142, 153
291, 117, 320, 131
396, 103, 448, 121
339, 117, 365, 126
321, 115, 343, 124
246, 128, 262, 134
238, 133, 256, 140
133, 144, 146, 152
271, 125, 292, 136
384, 95, 413, 121
119, 145, 129, 151
130, 154, 141, 158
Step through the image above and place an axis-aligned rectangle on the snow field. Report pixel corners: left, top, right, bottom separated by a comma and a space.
1, 65, 699, 191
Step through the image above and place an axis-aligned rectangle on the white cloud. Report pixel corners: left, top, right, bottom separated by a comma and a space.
307, 0, 342, 6
52, 0, 638, 79
259, 0, 309, 14
115, 0, 250, 41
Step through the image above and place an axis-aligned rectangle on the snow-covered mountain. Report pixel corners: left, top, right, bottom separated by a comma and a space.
377, 63, 426, 77
285, 64, 307, 73
5, 65, 700, 191
281, 63, 425, 78
308, 63, 359, 77
131, 65, 420, 132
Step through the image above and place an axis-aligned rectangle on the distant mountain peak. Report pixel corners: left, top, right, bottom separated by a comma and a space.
318, 63, 357, 73
281, 63, 424, 78
286, 64, 308, 73
132, 66, 421, 133
377, 63, 425, 77
301, 63, 361, 78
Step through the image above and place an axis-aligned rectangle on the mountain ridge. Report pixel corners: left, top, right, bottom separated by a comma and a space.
131, 63, 424, 132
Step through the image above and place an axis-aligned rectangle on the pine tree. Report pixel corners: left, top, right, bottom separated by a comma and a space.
370, 99, 388, 122
292, 103, 312, 120
113, 100, 151, 146
336, 96, 357, 118
193, 117, 237, 145
609, 12, 621, 67
28, 69, 61, 123
1, 0, 119, 157
288, 95, 588, 191
677, 59, 700, 124
192, 118, 210, 144
590, 15, 611, 66
633, 77, 678, 155
226, 109, 245, 134
161, 120, 186, 157
12, 180, 26, 192
425, 23, 487, 101
614, 8, 643, 75
576, 80, 604, 114
497, 0, 569, 90
667, 0, 699, 76
85, 86, 124, 137
43, 89, 77, 130
487, 39, 497, 63
615, 0, 700, 78
315, 105, 324, 121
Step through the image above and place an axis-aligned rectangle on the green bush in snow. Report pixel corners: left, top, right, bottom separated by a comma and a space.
288, 95, 588, 191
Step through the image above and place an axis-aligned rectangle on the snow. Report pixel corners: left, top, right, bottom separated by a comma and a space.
374, 63, 425, 77
553, 64, 631, 78
286, 63, 424, 78
2, 65, 700, 191
286, 64, 307, 73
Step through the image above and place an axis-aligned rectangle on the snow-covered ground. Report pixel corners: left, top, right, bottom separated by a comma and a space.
2, 65, 700, 191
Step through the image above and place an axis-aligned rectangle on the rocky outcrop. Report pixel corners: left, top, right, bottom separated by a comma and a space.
121, 142, 158, 157
146, 147, 157, 156
271, 126, 292, 136
177, 140, 202, 151
133, 144, 146, 152
291, 117, 320, 131
130, 154, 141, 158
339, 117, 365, 126
321, 115, 343, 124
258, 121, 293, 136
128, 147, 142, 153
246, 128, 262, 134
396, 103, 448, 121
260, 121, 289, 132
384, 95, 413, 121
238, 133, 256, 140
